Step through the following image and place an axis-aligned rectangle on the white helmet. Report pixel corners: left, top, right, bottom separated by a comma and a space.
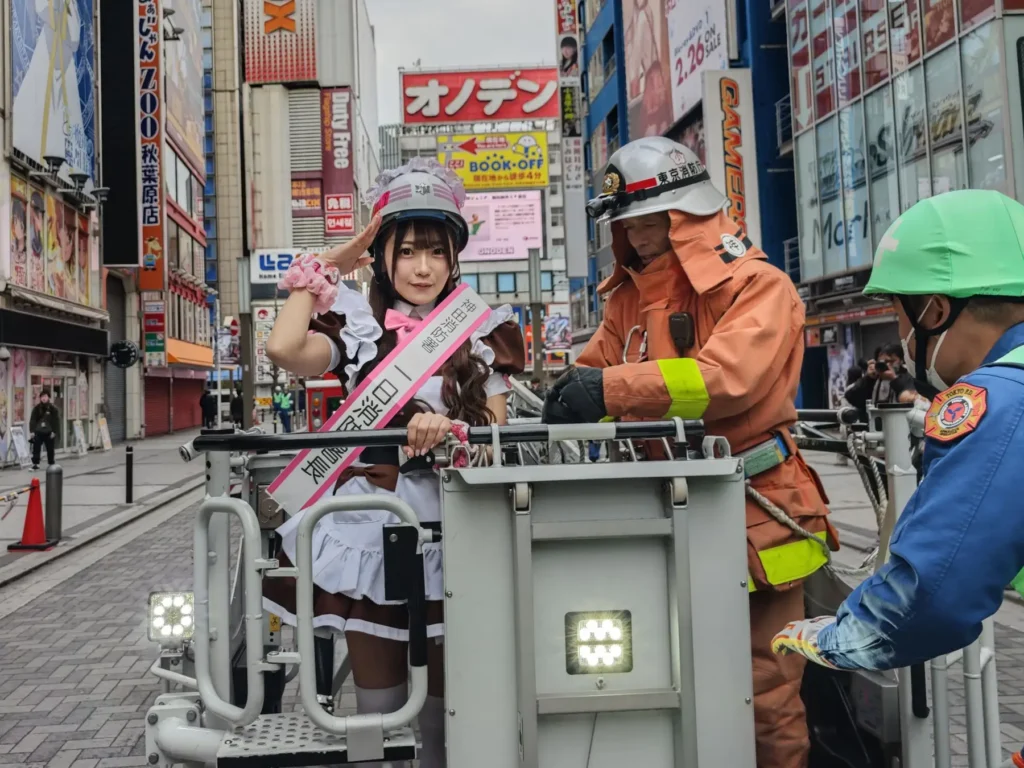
368, 157, 469, 252
586, 137, 726, 223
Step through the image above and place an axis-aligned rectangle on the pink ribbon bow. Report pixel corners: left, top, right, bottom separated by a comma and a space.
384, 309, 423, 341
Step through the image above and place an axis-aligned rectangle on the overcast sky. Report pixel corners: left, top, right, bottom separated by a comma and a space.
365, 0, 557, 126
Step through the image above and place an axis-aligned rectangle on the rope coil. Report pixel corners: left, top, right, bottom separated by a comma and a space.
745, 428, 890, 578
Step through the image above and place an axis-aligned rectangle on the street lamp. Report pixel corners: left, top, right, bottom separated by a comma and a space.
43, 155, 65, 176
70, 171, 90, 191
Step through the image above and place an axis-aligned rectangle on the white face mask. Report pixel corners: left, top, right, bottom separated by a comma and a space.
901, 296, 949, 392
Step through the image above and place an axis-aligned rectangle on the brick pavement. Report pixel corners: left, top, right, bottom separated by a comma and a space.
0, 502, 195, 767
0, 474, 1021, 767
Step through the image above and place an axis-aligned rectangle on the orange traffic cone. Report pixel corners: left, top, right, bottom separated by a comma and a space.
7, 479, 56, 552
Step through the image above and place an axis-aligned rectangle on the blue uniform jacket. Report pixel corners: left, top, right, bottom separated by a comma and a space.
816, 322, 1024, 670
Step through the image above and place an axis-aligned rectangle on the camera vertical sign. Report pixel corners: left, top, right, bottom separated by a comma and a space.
137, 0, 166, 296
322, 87, 355, 237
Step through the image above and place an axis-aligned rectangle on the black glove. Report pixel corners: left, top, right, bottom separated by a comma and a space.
542, 366, 607, 424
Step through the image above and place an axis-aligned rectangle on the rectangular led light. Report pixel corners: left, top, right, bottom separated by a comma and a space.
565, 610, 633, 675
148, 592, 195, 644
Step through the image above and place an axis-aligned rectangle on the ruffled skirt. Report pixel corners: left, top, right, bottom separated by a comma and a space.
262, 469, 444, 641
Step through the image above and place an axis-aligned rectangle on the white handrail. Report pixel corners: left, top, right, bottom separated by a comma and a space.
193, 497, 267, 726
295, 495, 430, 735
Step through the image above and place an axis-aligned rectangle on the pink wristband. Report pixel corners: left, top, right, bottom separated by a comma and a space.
278, 253, 341, 315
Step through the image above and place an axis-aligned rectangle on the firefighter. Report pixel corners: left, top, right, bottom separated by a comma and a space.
544, 136, 836, 768
771, 191, 1024, 700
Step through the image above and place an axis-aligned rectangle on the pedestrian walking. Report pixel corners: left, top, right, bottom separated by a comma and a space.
230, 389, 244, 428
28, 389, 59, 470
273, 385, 293, 433
199, 385, 217, 429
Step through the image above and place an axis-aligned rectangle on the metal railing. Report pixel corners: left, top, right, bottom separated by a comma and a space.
784, 236, 800, 284
770, 0, 787, 19
776, 94, 793, 150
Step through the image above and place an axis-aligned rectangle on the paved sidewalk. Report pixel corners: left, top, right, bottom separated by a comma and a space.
0, 431, 205, 586
0, 494, 204, 767
0, 494, 355, 768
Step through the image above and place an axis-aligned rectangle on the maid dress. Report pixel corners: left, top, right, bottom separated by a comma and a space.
263, 286, 526, 641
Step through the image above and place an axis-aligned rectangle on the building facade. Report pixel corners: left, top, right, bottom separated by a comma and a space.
778, 0, 1024, 407
572, 0, 797, 369
1, 0, 111, 458
240, 0, 380, 407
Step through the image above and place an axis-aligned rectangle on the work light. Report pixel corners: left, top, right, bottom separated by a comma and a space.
565, 610, 632, 674
148, 592, 195, 644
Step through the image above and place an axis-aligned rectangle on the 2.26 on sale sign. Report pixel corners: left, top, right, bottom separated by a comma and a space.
667, 0, 728, 122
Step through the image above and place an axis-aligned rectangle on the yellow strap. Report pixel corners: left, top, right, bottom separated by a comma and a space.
656, 358, 710, 419
748, 532, 829, 592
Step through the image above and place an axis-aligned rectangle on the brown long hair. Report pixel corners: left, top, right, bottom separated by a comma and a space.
364, 218, 494, 427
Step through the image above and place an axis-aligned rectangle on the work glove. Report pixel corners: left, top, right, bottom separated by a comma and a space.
542, 366, 607, 424
771, 616, 840, 669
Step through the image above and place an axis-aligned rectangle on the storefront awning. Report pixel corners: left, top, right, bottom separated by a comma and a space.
9, 286, 109, 322
0, 308, 108, 357
167, 339, 214, 368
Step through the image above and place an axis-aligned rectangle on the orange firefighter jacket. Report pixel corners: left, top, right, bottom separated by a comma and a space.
577, 210, 836, 591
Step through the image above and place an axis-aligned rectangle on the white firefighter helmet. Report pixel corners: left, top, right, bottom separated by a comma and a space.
368, 157, 469, 252
586, 137, 727, 223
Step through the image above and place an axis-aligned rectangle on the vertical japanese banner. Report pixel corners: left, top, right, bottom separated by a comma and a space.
138, 0, 165, 367
143, 297, 168, 368
321, 87, 355, 237
555, 0, 587, 279
556, 0, 580, 80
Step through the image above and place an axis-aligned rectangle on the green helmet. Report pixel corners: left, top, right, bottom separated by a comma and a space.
864, 189, 1024, 298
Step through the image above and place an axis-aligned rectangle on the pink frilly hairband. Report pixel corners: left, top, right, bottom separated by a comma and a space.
363, 156, 467, 210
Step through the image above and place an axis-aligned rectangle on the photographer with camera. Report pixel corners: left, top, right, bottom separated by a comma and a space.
844, 343, 918, 418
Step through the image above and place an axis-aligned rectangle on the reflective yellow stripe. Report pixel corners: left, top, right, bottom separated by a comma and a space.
748, 532, 829, 592
657, 358, 710, 419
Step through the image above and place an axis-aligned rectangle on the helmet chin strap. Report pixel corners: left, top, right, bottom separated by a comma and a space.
899, 296, 968, 401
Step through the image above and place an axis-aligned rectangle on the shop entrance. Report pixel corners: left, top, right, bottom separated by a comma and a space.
29, 371, 76, 451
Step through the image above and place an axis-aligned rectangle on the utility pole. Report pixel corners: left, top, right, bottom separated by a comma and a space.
528, 247, 545, 381
214, 299, 223, 427
238, 255, 255, 430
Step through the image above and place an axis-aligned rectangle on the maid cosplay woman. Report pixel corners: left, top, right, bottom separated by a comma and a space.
263, 158, 525, 767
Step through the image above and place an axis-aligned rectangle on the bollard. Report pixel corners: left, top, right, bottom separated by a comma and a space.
44, 464, 63, 541
126, 445, 134, 504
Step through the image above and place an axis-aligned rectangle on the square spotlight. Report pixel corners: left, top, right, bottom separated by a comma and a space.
565, 610, 633, 675
148, 592, 195, 644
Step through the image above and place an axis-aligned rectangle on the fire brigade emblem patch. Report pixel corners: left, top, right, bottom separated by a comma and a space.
669, 149, 688, 166
602, 171, 621, 195
714, 229, 755, 263
720, 234, 748, 258
925, 383, 987, 442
